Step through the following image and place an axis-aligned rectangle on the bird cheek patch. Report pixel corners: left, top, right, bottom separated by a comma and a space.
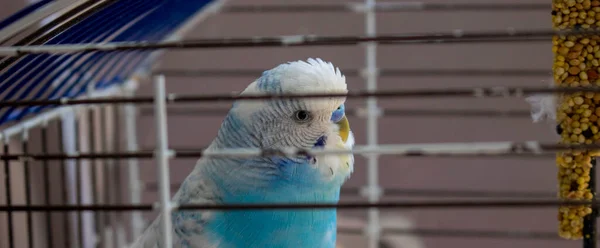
314, 135, 327, 147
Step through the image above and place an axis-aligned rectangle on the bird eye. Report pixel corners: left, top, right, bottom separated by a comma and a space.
293, 110, 311, 122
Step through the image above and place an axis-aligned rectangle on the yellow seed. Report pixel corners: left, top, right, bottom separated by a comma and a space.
566, 41, 576, 47
581, 38, 591, 45
571, 59, 581, 66
587, 17, 596, 24
565, 156, 574, 163
585, 92, 595, 99
559, 55, 566, 61
575, 96, 585, 105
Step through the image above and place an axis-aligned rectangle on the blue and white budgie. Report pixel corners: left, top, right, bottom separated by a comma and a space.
131, 58, 355, 248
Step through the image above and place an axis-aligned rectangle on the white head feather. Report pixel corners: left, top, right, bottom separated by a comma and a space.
232, 58, 347, 120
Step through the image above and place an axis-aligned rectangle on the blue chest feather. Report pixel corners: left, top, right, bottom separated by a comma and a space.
207, 190, 339, 247
205, 158, 341, 248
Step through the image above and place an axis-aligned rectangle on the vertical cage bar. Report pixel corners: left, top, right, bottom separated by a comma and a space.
364, 0, 381, 248
154, 74, 173, 248
100, 107, 111, 247
3, 137, 14, 248
74, 118, 84, 248
41, 123, 54, 248
87, 108, 100, 248
102, 105, 117, 248
61, 110, 86, 248
21, 129, 34, 248
113, 104, 127, 248
56, 120, 71, 248
124, 83, 144, 240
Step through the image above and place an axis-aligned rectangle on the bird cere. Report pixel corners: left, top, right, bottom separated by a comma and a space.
131, 58, 355, 248
552, 0, 600, 240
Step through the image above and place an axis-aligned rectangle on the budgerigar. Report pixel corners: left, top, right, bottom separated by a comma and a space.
131, 58, 355, 248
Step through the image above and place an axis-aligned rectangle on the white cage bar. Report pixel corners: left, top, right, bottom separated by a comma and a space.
363, 0, 382, 247
153, 75, 174, 248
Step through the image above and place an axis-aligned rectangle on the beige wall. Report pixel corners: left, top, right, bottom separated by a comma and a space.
0, 0, 585, 248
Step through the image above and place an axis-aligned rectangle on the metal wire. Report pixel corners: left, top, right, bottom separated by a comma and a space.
347, 188, 556, 199
0, 199, 599, 211
338, 227, 573, 241
72, 119, 83, 248
56, 119, 71, 248
87, 108, 100, 246
138, 107, 533, 118
0, 0, 118, 70
0, 141, 594, 161
1, 29, 599, 56
112, 105, 125, 248
143, 183, 557, 199
1, 85, 600, 108
152, 68, 551, 78
21, 132, 33, 248
3, 142, 14, 248
220, 2, 550, 13
99, 107, 109, 247
40, 124, 54, 248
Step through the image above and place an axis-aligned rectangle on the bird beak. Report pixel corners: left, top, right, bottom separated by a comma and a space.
336, 115, 350, 143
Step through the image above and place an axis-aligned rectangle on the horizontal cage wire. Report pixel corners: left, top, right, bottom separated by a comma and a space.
5, 140, 600, 160
6, 86, 600, 107
217, 2, 552, 13
138, 106, 536, 119
0, 1, 597, 248
6, 28, 600, 55
151, 68, 552, 78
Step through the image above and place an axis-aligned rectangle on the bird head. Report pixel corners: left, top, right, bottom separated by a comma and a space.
226, 58, 354, 187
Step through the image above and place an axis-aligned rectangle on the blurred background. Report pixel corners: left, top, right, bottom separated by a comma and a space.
0, 0, 572, 248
